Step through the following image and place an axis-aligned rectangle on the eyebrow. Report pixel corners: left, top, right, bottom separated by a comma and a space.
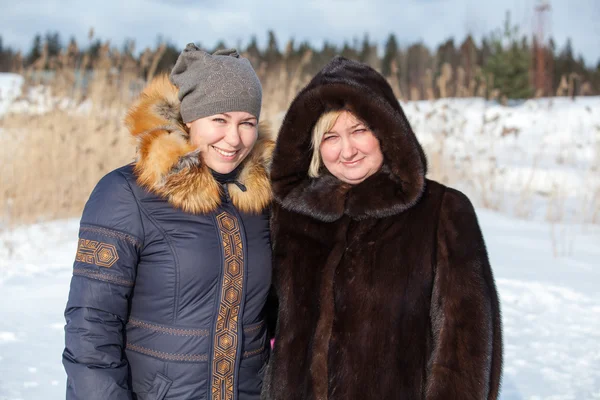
219, 113, 256, 121
325, 123, 364, 134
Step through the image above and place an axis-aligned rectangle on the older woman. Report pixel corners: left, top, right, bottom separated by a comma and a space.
63, 44, 273, 400
263, 57, 503, 400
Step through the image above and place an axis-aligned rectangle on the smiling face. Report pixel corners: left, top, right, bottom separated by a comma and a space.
319, 111, 383, 185
186, 111, 258, 174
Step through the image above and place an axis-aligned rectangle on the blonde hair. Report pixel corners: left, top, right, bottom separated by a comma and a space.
309, 110, 344, 178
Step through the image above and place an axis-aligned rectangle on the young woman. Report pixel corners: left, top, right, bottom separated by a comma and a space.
263, 57, 503, 400
63, 44, 273, 400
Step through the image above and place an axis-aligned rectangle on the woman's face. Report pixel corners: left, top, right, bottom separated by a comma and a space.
319, 111, 383, 185
186, 111, 258, 174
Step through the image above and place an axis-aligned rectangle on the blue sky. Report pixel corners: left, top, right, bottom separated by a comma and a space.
2, 0, 599, 66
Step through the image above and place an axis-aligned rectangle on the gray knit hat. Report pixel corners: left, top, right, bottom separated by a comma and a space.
170, 43, 262, 123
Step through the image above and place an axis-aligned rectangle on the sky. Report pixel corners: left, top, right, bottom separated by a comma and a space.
1, 0, 599, 66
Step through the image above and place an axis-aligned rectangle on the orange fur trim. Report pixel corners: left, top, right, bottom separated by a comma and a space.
125, 74, 184, 138
125, 74, 273, 214
229, 122, 274, 214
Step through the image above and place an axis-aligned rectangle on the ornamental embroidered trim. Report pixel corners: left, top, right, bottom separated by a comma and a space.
126, 343, 208, 362
72, 268, 133, 287
242, 347, 265, 359
127, 317, 210, 337
211, 212, 244, 400
79, 226, 141, 247
243, 320, 265, 333
75, 239, 119, 268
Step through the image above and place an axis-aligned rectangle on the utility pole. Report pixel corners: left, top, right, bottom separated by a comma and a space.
534, 0, 551, 96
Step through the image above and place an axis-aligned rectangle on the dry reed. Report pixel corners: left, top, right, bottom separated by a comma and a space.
1, 42, 598, 229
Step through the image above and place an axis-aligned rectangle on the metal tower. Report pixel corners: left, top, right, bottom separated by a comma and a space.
534, 0, 552, 95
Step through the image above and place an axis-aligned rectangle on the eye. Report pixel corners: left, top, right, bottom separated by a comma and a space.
241, 121, 256, 127
322, 135, 338, 142
212, 118, 226, 124
353, 128, 367, 134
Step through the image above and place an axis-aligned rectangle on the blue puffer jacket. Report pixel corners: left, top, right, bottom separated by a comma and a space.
62, 76, 274, 400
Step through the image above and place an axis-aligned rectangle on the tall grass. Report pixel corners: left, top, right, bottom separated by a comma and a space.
0, 42, 317, 226
1, 42, 598, 227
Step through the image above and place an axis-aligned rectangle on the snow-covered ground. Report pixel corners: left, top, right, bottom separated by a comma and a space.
1, 73, 599, 399
403, 97, 600, 224
0, 74, 23, 118
0, 213, 599, 399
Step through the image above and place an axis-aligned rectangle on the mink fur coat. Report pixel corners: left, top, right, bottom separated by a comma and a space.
262, 57, 503, 400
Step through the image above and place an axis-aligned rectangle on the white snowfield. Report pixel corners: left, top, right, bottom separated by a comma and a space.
403, 97, 600, 224
0, 74, 23, 118
1, 73, 599, 399
0, 213, 598, 400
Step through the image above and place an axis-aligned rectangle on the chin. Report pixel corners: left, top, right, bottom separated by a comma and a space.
340, 177, 366, 184
216, 166, 237, 174
340, 172, 369, 184
208, 161, 237, 174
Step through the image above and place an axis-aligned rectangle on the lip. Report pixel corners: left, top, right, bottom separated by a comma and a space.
341, 157, 365, 166
212, 146, 239, 160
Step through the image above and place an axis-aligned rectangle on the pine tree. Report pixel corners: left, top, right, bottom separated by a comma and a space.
483, 12, 534, 99
27, 34, 42, 65
245, 35, 261, 65
45, 31, 62, 57
358, 34, 379, 71
296, 40, 312, 57
340, 41, 358, 60
155, 41, 180, 75
478, 37, 492, 66
594, 60, 600, 92
459, 35, 478, 83
359, 33, 370, 63
436, 38, 458, 73
122, 38, 136, 57
88, 39, 102, 64
544, 37, 556, 95
0, 36, 9, 72
406, 42, 431, 100
382, 33, 399, 77
321, 41, 337, 60
266, 30, 280, 63
553, 38, 578, 92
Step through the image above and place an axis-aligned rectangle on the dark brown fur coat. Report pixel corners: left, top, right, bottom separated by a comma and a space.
263, 57, 502, 400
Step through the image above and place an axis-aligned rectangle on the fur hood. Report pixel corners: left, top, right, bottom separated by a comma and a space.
271, 56, 428, 222
124, 75, 273, 214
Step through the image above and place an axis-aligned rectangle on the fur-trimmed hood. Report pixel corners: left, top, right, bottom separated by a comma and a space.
271, 56, 427, 222
124, 75, 273, 214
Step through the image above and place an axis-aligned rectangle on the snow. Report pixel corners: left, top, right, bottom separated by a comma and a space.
1, 73, 599, 399
0, 212, 599, 399
0, 73, 92, 119
402, 97, 600, 223
0, 74, 23, 118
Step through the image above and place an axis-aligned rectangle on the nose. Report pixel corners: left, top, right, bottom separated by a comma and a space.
340, 138, 358, 160
223, 125, 242, 148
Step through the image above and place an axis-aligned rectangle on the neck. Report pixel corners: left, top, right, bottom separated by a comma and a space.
210, 166, 241, 185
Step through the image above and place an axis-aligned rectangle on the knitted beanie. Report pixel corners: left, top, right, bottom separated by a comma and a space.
170, 43, 262, 123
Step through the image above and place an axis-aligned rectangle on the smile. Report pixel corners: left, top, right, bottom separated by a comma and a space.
341, 158, 365, 166
212, 146, 239, 158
